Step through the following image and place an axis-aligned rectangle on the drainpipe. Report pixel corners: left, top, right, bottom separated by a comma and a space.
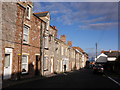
18, 6, 25, 80
40, 22, 45, 76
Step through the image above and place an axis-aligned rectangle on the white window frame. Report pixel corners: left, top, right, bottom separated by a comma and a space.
23, 25, 29, 44
44, 36, 49, 49
44, 56, 48, 70
21, 55, 28, 74
26, 5, 31, 20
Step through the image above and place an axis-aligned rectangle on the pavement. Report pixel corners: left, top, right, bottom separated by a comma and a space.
2, 69, 120, 89
2, 71, 74, 89
2, 73, 57, 89
0, 77, 2, 90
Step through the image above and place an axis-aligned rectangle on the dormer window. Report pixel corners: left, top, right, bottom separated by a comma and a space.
26, 5, 31, 20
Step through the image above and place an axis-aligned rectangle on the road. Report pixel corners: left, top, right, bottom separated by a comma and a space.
7, 69, 120, 88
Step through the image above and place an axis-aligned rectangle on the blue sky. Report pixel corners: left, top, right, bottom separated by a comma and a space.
33, 2, 118, 57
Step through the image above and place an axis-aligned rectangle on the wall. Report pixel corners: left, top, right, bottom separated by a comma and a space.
2, 2, 17, 80
0, 1, 2, 89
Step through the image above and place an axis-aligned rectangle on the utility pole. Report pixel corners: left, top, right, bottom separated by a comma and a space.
96, 43, 97, 59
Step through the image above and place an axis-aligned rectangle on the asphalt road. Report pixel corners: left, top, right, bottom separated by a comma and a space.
7, 69, 120, 88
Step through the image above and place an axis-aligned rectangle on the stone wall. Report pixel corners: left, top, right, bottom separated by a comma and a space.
2, 2, 17, 80
0, 1, 2, 90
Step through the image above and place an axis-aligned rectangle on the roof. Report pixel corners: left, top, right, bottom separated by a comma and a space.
96, 53, 107, 63
96, 56, 107, 63
101, 51, 120, 57
72, 47, 84, 53
34, 11, 49, 17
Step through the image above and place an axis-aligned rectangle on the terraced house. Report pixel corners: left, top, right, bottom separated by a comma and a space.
1, 1, 88, 82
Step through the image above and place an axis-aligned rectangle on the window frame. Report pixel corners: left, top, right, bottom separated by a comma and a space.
44, 36, 49, 49
21, 55, 28, 74
26, 5, 31, 20
44, 56, 48, 71
23, 25, 30, 44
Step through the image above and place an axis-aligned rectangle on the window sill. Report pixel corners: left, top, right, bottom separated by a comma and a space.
44, 48, 49, 50
44, 69, 48, 71
21, 72, 29, 75
23, 43, 30, 46
26, 17, 31, 21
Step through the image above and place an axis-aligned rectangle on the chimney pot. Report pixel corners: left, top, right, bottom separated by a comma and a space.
68, 41, 72, 46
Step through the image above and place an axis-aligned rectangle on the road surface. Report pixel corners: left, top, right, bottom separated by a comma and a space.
6, 69, 120, 88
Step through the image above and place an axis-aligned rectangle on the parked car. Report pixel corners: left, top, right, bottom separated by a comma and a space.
93, 64, 104, 74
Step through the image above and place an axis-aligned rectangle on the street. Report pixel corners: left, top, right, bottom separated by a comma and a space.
6, 69, 120, 88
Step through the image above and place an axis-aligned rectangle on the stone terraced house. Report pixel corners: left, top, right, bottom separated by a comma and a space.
1, 1, 88, 82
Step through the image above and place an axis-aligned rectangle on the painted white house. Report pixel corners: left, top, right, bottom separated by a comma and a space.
96, 51, 120, 63
96, 53, 107, 63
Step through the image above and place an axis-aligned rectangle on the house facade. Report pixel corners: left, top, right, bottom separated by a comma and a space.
2, 2, 45, 80
101, 50, 120, 73
1, 1, 88, 82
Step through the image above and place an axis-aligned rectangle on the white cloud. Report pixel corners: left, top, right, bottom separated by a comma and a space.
33, 2, 118, 30
32, 0, 119, 2
80, 22, 118, 30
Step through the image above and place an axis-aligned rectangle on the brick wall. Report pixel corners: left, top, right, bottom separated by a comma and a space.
11, 3, 42, 79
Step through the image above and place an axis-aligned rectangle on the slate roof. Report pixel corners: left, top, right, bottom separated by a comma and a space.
34, 11, 49, 17
101, 51, 120, 57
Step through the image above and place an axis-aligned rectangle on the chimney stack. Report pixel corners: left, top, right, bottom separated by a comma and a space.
53, 26, 57, 29
60, 35, 66, 43
68, 41, 72, 46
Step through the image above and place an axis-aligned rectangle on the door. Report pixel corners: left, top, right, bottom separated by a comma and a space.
35, 55, 39, 75
3, 48, 13, 79
51, 57, 54, 73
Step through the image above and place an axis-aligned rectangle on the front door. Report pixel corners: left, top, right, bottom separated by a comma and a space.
3, 48, 13, 79
35, 55, 39, 75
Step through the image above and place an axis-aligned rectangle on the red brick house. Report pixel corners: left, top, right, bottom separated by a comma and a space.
2, 2, 47, 80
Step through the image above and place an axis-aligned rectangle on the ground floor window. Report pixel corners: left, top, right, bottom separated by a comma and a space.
44, 56, 48, 71
4, 54, 10, 68
21, 55, 28, 74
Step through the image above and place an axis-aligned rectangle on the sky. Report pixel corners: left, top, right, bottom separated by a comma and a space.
33, 2, 118, 58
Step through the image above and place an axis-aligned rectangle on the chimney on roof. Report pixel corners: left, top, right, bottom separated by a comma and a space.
68, 41, 72, 46
52, 25, 58, 37
53, 26, 57, 29
60, 35, 66, 43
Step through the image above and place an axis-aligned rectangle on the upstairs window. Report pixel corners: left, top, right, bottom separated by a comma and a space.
23, 25, 29, 44
44, 36, 49, 49
26, 5, 31, 20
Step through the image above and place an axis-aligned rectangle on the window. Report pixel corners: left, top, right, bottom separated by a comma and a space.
23, 25, 29, 44
21, 55, 28, 74
44, 57, 48, 70
44, 36, 49, 49
4, 54, 10, 68
26, 5, 31, 19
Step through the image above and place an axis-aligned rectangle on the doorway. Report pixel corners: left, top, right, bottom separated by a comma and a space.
35, 55, 40, 75
3, 48, 13, 79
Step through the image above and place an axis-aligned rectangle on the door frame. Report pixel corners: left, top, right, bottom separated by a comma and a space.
35, 55, 40, 75
3, 48, 13, 79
